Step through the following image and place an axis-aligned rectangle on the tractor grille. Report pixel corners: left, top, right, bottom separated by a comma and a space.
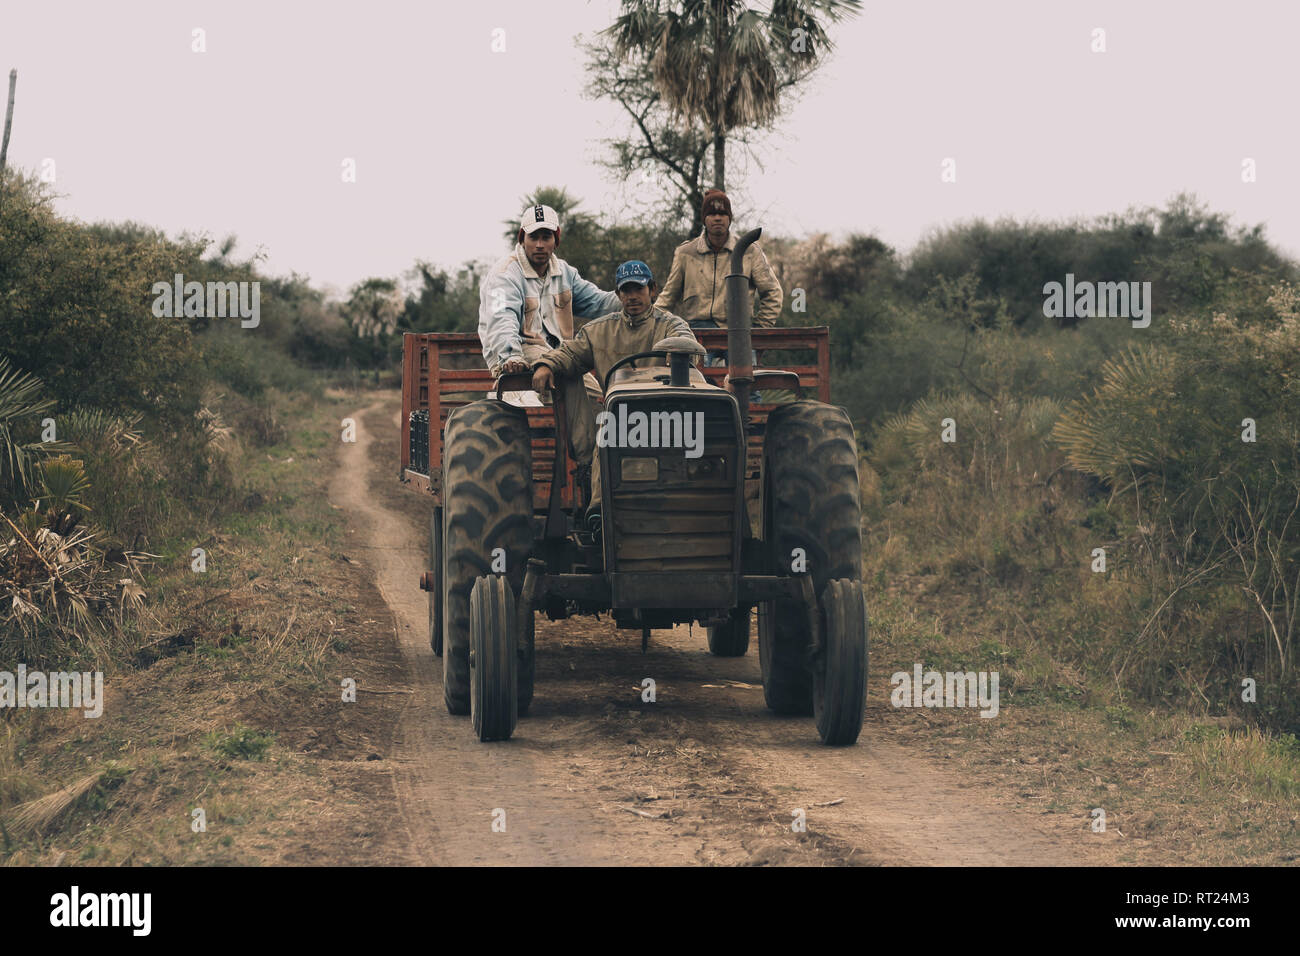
607, 395, 741, 572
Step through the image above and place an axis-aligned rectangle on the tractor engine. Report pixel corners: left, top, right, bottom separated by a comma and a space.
599, 357, 745, 625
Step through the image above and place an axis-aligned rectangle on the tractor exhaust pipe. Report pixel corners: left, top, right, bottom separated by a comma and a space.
725, 227, 761, 424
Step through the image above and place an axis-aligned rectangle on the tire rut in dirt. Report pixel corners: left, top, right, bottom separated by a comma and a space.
442, 400, 533, 716
759, 401, 863, 716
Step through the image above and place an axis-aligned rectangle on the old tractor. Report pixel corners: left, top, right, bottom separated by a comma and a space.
399, 229, 867, 744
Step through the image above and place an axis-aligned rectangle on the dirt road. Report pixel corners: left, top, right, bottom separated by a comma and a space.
330, 395, 1098, 865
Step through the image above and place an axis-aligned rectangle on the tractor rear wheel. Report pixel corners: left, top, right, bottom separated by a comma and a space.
429, 506, 443, 656
814, 579, 868, 745
707, 606, 750, 656
442, 401, 533, 716
469, 575, 518, 741
759, 401, 863, 716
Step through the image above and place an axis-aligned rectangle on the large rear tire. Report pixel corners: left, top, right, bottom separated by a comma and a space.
442, 401, 533, 716
814, 579, 868, 745
759, 401, 863, 716
707, 607, 750, 657
470, 575, 518, 741
429, 506, 443, 656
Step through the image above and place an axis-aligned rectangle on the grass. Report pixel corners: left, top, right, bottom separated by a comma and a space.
858, 357, 1300, 862
204, 725, 276, 762
0, 378, 403, 865
1182, 728, 1300, 798
5, 337, 1297, 865
871, 593, 1300, 863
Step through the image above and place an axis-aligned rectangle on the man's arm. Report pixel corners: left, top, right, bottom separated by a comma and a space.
654, 247, 685, 312
479, 266, 526, 375
749, 245, 783, 328
657, 310, 699, 342
568, 265, 621, 319
535, 324, 596, 380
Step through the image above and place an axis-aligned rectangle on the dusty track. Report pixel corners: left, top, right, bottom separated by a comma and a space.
330, 395, 1098, 865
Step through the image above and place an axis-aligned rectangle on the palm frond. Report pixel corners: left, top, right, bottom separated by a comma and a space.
1052, 345, 1181, 482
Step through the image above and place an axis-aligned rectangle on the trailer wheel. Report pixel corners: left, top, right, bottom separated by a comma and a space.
814, 579, 868, 745
759, 401, 863, 716
429, 506, 443, 656
442, 401, 533, 716
707, 607, 750, 656
470, 575, 518, 741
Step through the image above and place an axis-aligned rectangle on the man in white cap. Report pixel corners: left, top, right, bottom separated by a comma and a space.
478, 203, 620, 475
480, 204, 620, 383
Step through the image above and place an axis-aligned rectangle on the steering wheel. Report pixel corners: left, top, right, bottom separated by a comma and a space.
602, 337, 708, 394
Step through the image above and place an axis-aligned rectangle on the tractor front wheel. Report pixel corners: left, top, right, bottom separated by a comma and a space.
470, 575, 518, 741
814, 579, 868, 745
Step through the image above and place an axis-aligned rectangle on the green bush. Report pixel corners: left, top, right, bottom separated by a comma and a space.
0, 175, 206, 431
204, 725, 275, 761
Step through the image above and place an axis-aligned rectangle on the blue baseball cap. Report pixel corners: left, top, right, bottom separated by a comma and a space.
615, 260, 654, 288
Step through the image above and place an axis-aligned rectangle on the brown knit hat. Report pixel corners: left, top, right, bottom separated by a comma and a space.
701, 189, 732, 218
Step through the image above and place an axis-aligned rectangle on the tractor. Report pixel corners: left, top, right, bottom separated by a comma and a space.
399, 229, 868, 744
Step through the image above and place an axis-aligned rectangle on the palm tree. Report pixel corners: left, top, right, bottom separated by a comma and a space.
606, 0, 862, 192
500, 187, 594, 247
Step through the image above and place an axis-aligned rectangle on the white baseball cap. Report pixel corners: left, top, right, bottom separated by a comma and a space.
520, 204, 560, 235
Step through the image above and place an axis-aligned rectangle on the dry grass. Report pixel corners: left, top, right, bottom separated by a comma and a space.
861, 384, 1300, 864
3, 771, 104, 838
0, 383, 410, 866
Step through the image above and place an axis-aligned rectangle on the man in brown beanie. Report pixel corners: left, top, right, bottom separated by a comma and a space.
655, 189, 783, 330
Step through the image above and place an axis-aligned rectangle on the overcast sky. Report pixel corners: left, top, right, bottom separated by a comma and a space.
4, 0, 1298, 296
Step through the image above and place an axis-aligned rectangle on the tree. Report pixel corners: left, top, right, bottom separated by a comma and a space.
0, 172, 206, 431
604, 0, 861, 197
398, 261, 481, 335
500, 186, 600, 251
498, 186, 678, 291
341, 277, 403, 367
583, 35, 714, 233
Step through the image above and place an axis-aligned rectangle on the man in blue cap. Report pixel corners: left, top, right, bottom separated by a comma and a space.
532, 260, 697, 511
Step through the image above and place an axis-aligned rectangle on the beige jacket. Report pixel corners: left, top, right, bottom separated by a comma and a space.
654, 231, 783, 327
535, 306, 696, 389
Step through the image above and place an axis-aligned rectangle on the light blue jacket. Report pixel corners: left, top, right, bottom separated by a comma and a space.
478, 245, 620, 376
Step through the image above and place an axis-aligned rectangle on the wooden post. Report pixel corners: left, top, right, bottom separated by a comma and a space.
0, 69, 16, 187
